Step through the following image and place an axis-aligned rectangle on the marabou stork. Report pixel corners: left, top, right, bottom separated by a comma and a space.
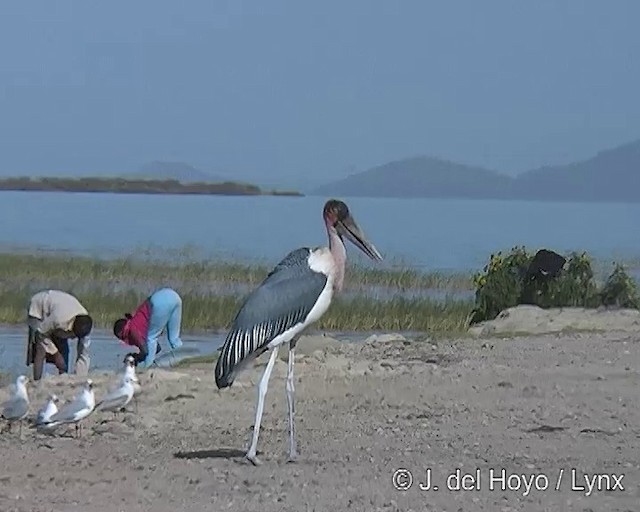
214, 199, 383, 465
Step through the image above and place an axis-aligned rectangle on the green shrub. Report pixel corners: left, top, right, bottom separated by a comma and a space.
470, 246, 530, 323
470, 247, 635, 324
600, 263, 640, 308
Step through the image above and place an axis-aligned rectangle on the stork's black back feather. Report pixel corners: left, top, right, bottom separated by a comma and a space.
215, 248, 328, 388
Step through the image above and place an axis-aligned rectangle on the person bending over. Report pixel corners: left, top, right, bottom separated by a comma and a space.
26, 290, 93, 381
113, 287, 184, 368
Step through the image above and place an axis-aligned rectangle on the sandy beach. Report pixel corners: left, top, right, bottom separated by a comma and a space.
1, 319, 639, 512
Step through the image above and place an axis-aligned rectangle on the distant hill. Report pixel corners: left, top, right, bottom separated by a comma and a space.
312, 156, 513, 199
126, 161, 225, 183
311, 140, 640, 202
513, 140, 640, 202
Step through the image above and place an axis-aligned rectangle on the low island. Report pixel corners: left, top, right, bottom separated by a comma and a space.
0, 176, 303, 197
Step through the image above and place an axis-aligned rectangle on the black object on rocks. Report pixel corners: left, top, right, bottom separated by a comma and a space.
525, 249, 566, 282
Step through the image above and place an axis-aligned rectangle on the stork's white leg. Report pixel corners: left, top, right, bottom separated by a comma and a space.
246, 346, 279, 465
286, 338, 298, 462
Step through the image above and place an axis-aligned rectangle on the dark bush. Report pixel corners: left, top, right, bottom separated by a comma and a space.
470, 247, 637, 324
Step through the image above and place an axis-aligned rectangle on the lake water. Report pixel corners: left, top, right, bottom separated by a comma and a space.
1, 191, 639, 272
0, 327, 228, 381
0, 326, 376, 381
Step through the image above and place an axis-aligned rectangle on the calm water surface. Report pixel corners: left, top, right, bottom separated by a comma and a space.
2, 191, 639, 271
0, 327, 226, 380
0, 327, 376, 380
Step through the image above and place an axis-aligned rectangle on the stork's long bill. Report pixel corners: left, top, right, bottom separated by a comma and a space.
334, 211, 383, 262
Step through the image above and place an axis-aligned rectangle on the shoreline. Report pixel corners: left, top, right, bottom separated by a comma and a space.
0, 323, 225, 336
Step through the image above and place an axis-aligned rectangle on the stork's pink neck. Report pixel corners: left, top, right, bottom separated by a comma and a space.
326, 222, 347, 292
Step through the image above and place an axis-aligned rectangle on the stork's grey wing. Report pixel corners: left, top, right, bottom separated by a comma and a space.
215, 248, 328, 388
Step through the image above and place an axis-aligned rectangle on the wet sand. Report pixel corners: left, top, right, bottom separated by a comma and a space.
1, 328, 639, 512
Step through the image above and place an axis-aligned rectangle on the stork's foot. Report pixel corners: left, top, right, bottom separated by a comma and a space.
245, 452, 262, 466
287, 436, 298, 463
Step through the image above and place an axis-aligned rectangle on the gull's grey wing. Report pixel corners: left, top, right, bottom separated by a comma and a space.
1, 397, 29, 421
96, 389, 130, 411
48, 396, 88, 423
215, 247, 328, 388
35, 408, 48, 424
35, 402, 56, 424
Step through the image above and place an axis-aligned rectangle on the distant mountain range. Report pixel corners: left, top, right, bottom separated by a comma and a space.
311, 140, 640, 202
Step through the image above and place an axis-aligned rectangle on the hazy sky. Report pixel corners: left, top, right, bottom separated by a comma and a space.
0, 1, 639, 187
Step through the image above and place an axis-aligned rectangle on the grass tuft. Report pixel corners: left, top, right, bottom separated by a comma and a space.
173, 353, 220, 368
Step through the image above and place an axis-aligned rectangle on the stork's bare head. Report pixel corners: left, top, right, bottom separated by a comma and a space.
323, 199, 383, 261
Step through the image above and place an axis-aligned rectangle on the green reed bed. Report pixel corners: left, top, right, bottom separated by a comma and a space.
0, 289, 473, 334
0, 251, 473, 333
0, 252, 473, 291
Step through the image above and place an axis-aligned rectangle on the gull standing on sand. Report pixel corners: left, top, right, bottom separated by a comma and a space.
1, 375, 30, 436
121, 354, 141, 413
96, 377, 135, 418
33, 394, 60, 434
122, 355, 141, 394
43, 379, 95, 437
214, 199, 383, 465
